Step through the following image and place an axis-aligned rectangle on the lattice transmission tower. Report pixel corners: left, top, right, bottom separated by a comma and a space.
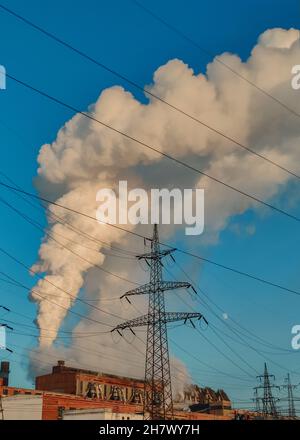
281, 373, 297, 419
256, 363, 279, 419
112, 224, 206, 420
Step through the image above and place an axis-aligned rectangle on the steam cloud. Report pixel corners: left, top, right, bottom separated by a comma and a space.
29, 28, 300, 386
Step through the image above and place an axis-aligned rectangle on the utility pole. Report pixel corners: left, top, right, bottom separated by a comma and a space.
281, 373, 297, 419
112, 224, 206, 420
256, 363, 279, 419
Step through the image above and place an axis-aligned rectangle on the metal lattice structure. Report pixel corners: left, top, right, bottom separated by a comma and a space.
256, 363, 279, 419
112, 224, 206, 420
281, 373, 297, 419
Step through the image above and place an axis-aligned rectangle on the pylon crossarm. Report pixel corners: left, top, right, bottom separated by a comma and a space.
162, 312, 203, 324
137, 248, 177, 260
160, 281, 191, 291
112, 312, 205, 332
120, 284, 151, 299
112, 314, 151, 331
121, 281, 191, 299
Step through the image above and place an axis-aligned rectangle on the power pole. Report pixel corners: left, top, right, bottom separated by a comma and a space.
112, 224, 206, 420
256, 363, 279, 419
281, 373, 297, 419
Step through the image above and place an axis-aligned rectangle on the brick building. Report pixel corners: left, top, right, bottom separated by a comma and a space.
0, 360, 234, 420
0, 377, 143, 420
36, 360, 144, 404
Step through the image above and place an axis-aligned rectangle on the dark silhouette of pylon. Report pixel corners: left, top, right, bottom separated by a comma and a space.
256, 363, 279, 419
281, 373, 297, 419
112, 224, 206, 420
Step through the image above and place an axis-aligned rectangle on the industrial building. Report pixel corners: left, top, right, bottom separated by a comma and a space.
0, 360, 234, 420
35, 360, 144, 404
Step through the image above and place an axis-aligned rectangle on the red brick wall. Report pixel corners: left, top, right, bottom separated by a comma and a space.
77, 373, 144, 388
0, 385, 233, 420
42, 393, 142, 420
36, 372, 77, 394
0, 384, 43, 397
36, 370, 144, 396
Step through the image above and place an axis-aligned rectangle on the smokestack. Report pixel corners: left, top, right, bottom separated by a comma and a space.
51, 360, 66, 374
0, 361, 10, 386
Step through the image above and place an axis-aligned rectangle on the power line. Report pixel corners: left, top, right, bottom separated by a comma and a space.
169, 337, 253, 384
2, 338, 197, 392
2, 237, 263, 385
164, 263, 300, 385
173, 260, 296, 354
0, 269, 115, 329
209, 322, 300, 377
2, 283, 259, 394
176, 248, 300, 298
0, 169, 139, 258
155, 266, 257, 379
176, 262, 294, 354
0, 246, 137, 324
117, 296, 255, 383
1, 317, 109, 337
7, 330, 147, 368
0, 195, 139, 286
1, 4, 299, 179
5, 72, 300, 225
3, 322, 204, 392
166, 262, 294, 360
194, 327, 254, 379
1, 179, 300, 299
164, 266, 258, 377
0, 306, 148, 362
3, 296, 260, 396
170, 261, 300, 375
208, 323, 295, 357
126, 300, 256, 385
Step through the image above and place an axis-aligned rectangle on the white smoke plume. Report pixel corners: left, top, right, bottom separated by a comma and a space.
29, 28, 300, 381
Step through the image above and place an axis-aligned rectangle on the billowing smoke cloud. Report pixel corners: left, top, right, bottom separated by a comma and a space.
29, 28, 300, 381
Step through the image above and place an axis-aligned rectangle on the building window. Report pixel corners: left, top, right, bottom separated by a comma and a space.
13, 390, 20, 395
3, 389, 8, 395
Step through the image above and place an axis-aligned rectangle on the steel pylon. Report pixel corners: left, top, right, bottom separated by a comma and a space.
281, 373, 297, 419
112, 224, 206, 420
256, 363, 279, 419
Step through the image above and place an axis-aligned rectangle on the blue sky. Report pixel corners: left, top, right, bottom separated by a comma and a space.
1, 0, 300, 412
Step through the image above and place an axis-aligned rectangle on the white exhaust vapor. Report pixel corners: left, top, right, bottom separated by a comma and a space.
29, 28, 300, 380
